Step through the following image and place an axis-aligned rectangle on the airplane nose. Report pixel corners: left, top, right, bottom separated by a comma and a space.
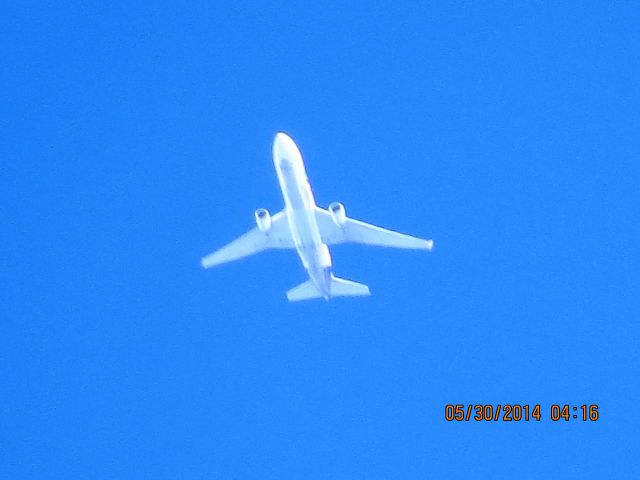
273, 132, 287, 155
275, 132, 290, 142
273, 132, 299, 162
274, 132, 294, 151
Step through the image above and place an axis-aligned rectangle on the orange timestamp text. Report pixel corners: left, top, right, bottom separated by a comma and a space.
444, 404, 599, 422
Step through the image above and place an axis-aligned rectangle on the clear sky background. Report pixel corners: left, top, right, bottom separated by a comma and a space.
2, 1, 639, 478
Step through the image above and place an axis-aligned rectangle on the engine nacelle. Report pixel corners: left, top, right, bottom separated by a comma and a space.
255, 208, 272, 233
328, 202, 346, 227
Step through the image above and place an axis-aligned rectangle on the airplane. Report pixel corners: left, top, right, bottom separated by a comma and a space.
201, 132, 434, 301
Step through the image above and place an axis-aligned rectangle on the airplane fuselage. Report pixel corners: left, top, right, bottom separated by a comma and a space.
201, 132, 433, 300
273, 133, 332, 298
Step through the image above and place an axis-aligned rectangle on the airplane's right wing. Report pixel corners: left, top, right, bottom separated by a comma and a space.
201, 210, 295, 268
315, 207, 434, 250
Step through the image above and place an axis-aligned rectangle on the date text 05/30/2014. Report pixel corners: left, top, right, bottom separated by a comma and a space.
444, 404, 599, 422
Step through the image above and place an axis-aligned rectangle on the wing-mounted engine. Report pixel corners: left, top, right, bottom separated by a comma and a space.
255, 208, 272, 233
328, 202, 346, 227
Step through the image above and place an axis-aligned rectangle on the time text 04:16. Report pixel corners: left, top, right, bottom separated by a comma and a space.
444, 404, 600, 422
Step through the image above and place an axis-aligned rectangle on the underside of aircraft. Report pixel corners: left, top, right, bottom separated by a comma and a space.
202, 132, 433, 301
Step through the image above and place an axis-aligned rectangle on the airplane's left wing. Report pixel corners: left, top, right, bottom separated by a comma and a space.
315, 207, 433, 250
201, 210, 294, 268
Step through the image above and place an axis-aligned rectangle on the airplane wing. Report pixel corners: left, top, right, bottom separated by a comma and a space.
315, 207, 433, 250
201, 210, 295, 268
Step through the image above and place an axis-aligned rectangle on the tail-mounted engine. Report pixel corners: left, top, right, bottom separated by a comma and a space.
328, 202, 346, 227
255, 208, 272, 232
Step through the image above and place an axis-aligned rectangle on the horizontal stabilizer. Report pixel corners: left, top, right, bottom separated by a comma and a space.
286, 280, 322, 301
286, 276, 370, 302
330, 276, 370, 297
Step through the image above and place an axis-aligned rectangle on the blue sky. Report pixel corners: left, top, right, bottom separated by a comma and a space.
2, 1, 639, 478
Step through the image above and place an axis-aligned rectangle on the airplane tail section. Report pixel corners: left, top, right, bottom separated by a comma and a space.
286, 280, 321, 301
286, 276, 370, 302
330, 277, 370, 298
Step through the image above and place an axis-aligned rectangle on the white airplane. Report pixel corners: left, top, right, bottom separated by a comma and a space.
201, 132, 434, 301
